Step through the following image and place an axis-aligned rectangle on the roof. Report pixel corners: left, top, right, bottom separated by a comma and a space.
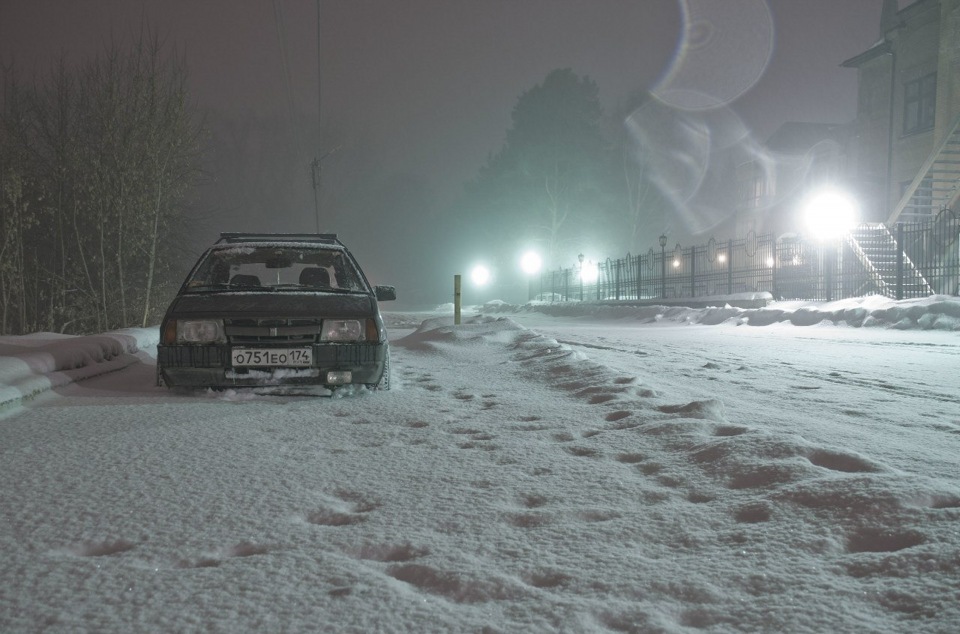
840, 39, 891, 68
216, 232, 344, 247
765, 122, 842, 152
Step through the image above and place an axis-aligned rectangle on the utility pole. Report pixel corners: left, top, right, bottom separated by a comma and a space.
311, 156, 321, 233
311, 1, 342, 232
313, 0, 323, 233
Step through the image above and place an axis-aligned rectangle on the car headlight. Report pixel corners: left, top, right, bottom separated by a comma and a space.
321, 319, 364, 342
177, 319, 225, 344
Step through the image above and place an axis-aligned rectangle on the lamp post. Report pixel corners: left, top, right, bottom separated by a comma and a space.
658, 234, 667, 299
520, 251, 542, 302
802, 188, 858, 302
578, 253, 584, 301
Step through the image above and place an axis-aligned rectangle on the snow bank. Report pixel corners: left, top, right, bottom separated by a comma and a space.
481, 295, 960, 330
0, 328, 158, 410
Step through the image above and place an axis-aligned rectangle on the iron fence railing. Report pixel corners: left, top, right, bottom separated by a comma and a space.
899, 209, 960, 296
536, 214, 960, 303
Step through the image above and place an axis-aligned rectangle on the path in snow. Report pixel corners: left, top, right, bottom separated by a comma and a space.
1, 313, 958, 632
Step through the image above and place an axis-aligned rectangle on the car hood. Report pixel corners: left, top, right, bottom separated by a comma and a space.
168, 292, 377, 319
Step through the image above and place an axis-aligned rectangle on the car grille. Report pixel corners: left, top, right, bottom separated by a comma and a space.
225, 318, 322, 344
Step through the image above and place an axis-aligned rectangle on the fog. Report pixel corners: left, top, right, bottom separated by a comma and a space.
1, 0, 885, 307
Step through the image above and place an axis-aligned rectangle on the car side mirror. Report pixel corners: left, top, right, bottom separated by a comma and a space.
375, 285, 396, 302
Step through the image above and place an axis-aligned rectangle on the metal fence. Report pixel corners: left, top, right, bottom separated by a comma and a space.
537, 213, 960, 303
898, 212, 960, 296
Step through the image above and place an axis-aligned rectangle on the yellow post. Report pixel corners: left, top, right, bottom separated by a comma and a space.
454, 274, 462, 325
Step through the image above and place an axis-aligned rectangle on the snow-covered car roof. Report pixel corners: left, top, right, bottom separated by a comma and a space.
215, 232, 345, 247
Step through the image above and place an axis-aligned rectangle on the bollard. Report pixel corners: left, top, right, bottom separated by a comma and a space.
454, 274, 462, 325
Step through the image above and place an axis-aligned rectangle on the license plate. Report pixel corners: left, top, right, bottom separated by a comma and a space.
231, 348, 313, 367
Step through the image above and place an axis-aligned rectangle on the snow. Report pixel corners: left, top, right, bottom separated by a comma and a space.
1, 296, 959, 633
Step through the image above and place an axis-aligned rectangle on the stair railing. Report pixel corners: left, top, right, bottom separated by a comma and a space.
887, 111, 960, 225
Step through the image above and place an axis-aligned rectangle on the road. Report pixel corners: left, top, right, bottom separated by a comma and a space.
2, 309, 959, 632
501, 311, 960, 482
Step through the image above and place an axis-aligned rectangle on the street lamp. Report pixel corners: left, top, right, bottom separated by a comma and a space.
578, 253, 584, 301
802, 188, 859, 301
658, 234, 667, 299
520, 251, 542, 301
580, 259, 599, 285
802, 189, 858, 241
471, 264, 491, 287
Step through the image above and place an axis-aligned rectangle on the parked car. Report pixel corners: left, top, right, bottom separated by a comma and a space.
157, 233, 395, 392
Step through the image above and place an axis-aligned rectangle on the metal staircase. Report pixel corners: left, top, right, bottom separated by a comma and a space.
887, 113, 960, 225
846, 224, 933, 298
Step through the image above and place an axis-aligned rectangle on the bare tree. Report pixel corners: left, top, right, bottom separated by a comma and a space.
0, 28, 204, 335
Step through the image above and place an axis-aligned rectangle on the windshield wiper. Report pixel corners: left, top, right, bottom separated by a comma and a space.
185, 283, 231, 292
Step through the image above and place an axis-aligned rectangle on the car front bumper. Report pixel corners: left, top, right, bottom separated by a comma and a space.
157, 342, 388, 388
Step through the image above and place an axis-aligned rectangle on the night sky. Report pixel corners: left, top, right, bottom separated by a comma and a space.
1, 0, 890, 305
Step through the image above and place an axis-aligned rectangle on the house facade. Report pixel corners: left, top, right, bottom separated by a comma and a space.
736, 0, 960, 235
733, 122, 850, 239
842, 0, 960, 224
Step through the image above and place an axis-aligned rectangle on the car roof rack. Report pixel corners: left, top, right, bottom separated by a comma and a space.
216, 232, 343, 246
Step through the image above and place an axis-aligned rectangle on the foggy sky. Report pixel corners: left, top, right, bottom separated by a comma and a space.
1, 0, 889, 305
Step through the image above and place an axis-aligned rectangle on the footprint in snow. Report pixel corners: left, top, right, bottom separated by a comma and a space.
175, 541, 270, 569
305, 490, 382, 526
353, 542, 430, 562
65, 539, 137, 558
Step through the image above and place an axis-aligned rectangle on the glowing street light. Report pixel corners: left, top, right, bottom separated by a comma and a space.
802, 188, 859, 301
802, 188, 859, 241
580, 259, 599, 284
471, 264, 491, 286
520, 251, 541, 301
520, 251, 542, 276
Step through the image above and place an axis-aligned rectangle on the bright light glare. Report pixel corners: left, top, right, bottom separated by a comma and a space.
717, 253, 727, 264
471, 265, 491, 286
803, 189, 859, 240
520, 251, 542, 275
672, 259, 681, 268
765, 257, 775, 267
580, 260, 599, 284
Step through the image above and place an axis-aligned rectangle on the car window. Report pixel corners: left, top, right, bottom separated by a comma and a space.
184, 246, 367, 292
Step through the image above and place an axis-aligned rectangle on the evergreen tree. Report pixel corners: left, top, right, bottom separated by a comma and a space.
465, 68, 616, 267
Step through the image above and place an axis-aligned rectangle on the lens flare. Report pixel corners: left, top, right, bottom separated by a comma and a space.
652, 0, 774, 112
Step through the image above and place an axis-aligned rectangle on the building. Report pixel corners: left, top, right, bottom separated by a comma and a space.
731, 0, 959, 298
842, 0, 960, 225
737, 0, 960, 232
734, 122, 850, 239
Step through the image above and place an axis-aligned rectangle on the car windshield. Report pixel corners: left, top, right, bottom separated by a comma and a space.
184, 245, 368, 293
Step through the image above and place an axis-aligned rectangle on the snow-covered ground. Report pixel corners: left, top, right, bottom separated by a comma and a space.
1, 296, 959, 633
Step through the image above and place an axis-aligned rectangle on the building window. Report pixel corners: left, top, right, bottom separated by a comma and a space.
903, 73, 936, 135
738, 173, 764, 209
737, 162, 770, 209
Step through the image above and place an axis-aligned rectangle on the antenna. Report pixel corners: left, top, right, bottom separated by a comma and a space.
314, 0, 323, 232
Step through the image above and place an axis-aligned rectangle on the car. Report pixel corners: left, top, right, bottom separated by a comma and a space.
157, 232, 396, 393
